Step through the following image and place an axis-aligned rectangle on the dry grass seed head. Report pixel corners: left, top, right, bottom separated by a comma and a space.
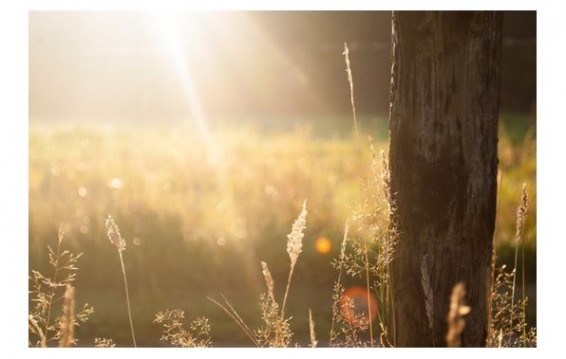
515, 183, 528, 245
287, 200, 307, 266
106, 215, 126, 252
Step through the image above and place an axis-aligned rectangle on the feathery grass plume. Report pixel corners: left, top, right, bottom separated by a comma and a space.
106, 214, 126, 252
286, 199, 307, 267
261, 261, 275, 302
105, 215, 136, 347
154, 309, 212, 347
59, 284, 75, 347
343, 42, 359, 138
333, 138, 399, 347
281, 199, 308, 316
309, 309, 318, 348
510, 183, 528, 346
446, 282, 471, 347
94, 338, 116, 348
212, 203, 308, 347
29, 227, 93, 347
515, 183, 528, 246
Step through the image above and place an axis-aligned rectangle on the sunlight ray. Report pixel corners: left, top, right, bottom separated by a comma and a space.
148, 12, 259, 291
149, 10, 221, 166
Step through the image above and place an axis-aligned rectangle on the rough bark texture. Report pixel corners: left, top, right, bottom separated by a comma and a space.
388, 11, 503, 347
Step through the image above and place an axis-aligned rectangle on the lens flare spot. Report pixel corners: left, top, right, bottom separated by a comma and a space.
315, 236, 332, 254
340, 286, 378, 327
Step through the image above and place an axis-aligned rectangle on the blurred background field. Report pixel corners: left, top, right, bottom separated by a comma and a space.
29, 11, 536, 346
29, 115, 536, 346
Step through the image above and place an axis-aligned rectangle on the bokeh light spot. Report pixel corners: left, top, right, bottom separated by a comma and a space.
107, 177, 123, 189
340, 286, 378, 327
315, 236, 332, 254
77, 186, 88, 197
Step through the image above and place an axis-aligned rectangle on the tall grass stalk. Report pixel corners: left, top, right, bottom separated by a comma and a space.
380, 150, 396, 346
345, 42, 374, 346
343, 42, 359, 139
513, 184, 528, 347
106, 215, 137, 347
329, 221, 349, 345
281, 200, 307, 317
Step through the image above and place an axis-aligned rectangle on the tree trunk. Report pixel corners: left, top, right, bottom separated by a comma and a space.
388, 11, 503, 347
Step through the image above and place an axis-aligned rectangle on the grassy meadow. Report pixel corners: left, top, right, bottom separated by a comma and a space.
28, 115, 536, 347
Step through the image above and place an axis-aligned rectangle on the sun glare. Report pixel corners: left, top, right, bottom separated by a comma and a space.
151, 11, 209, 56
149, 10, 221, 168
147, 12, 259, 283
